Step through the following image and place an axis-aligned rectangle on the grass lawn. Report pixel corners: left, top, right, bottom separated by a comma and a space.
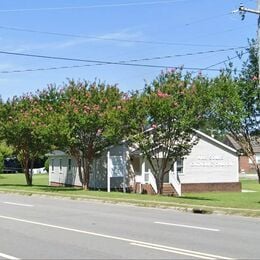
0, 173, 260, 217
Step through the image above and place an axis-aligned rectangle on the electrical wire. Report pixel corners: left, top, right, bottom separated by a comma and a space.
203, 50, 248, 70
0, 47, 248, 74
0, 25, 240, 48
0, 0, 188, 13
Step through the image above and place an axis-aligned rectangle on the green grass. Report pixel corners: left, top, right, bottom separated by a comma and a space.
0, 173, 260, 217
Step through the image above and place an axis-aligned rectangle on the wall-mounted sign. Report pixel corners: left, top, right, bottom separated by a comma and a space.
191, 155, 233, 167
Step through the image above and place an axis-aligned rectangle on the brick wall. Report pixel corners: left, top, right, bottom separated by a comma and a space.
239, 156, 250, 173
50, 181, 82, 188
182, 182, 241, 193
50, 181, 64, 187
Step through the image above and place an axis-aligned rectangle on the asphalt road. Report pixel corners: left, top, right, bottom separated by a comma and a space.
0, 193, 259, 259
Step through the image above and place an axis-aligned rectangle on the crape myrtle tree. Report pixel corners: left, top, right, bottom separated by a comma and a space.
1, 87, 62, 185
61, 80, 124, 190
124, 69, 210, 194
210, 40, 260, 182
0, 89, 59, 185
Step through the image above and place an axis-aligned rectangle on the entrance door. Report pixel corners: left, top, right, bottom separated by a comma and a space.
163, 172, 169, 183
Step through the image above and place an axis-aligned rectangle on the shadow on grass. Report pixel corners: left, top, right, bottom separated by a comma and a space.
180, 196, 217, 201
39, 187, 83, 192
0, 183, 83, 192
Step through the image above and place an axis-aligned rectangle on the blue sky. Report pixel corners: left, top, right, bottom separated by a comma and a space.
0, 0, 257, 100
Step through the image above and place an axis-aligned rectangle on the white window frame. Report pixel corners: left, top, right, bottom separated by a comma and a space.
176, 158, 184, 174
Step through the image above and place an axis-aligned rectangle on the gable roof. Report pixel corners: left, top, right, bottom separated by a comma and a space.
130, 129, 238, 156
194, 130, 237, 154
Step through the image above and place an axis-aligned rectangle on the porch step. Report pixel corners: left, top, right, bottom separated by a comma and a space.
162, 183, 179, 196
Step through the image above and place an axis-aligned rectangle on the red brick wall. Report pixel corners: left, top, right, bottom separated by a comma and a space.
50, 182, 64, 187
239, 156, 250, 173
182, 182, 241, 193
50, 181, 82, 188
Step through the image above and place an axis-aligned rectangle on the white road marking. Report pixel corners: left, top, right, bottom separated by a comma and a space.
3, 202, 34, 207
0, 252, 20, 260
130, 243, 213, 260
0, 215, 232, 260
154, 221, 220, 232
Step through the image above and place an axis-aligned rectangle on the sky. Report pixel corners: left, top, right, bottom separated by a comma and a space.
0, 0, 257, 100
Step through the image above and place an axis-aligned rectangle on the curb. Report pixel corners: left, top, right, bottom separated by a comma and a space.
0, 188, 260, 218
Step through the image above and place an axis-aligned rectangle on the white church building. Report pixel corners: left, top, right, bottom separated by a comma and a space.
47, 130, 241, 196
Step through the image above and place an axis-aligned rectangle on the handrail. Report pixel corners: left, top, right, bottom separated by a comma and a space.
169, 171, 181, 196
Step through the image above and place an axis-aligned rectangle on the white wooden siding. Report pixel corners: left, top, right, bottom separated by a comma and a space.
180, 137, 239, 184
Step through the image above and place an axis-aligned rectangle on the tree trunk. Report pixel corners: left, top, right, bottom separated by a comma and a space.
82, 157, 88, 190
257, 166, 260, 184
81, 156, 92, 190
155, 174, 164, 195
159, 173, 164, 195
24, 157, 32, 186
155, 177, 160, 195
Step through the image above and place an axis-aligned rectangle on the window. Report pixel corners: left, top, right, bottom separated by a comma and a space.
111, 156, 124, 177
177, 158, 184, 174
68, 158, 72, 171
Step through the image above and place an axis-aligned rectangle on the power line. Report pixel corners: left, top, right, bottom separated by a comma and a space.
203, 50, 248, 70
0, 47, 247, 63
0, 47, 247, 74
0, 25, 239, 48
0, 47, 246, 68
0, 0, 188, 13
185, 12, 231, 26
122, 47, 246, 61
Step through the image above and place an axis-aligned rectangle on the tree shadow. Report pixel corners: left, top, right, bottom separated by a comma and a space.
39, 187, 83, 192
180, 196, 217, 201
0, 184, 31, 187
0, 183, 83, 192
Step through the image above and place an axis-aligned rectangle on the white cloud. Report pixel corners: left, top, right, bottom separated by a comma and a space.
6, 28, 145, 52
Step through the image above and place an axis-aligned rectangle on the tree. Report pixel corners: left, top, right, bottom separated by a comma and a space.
124, 69, 210, 194
61, 80, 124, 190
0, 87, 60, 185
210, 40, 260, 182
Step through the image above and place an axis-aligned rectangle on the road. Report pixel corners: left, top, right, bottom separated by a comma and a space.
0, 193, 259, 259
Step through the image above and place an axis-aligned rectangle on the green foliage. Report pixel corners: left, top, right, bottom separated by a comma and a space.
0, 142, 13, 172
0, 141, 13, 157
209, 39, 260, 182
0, 86, 63, 185
44, 158, 49, 173
58, 79, 125, 189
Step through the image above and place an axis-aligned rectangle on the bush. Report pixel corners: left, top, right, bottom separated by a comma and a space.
44, 159, 49, 173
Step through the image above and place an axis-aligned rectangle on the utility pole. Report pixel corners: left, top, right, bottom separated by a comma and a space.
238, 1, 260, 85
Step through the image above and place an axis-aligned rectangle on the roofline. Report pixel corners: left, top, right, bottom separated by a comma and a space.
193, 129, 238, 154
